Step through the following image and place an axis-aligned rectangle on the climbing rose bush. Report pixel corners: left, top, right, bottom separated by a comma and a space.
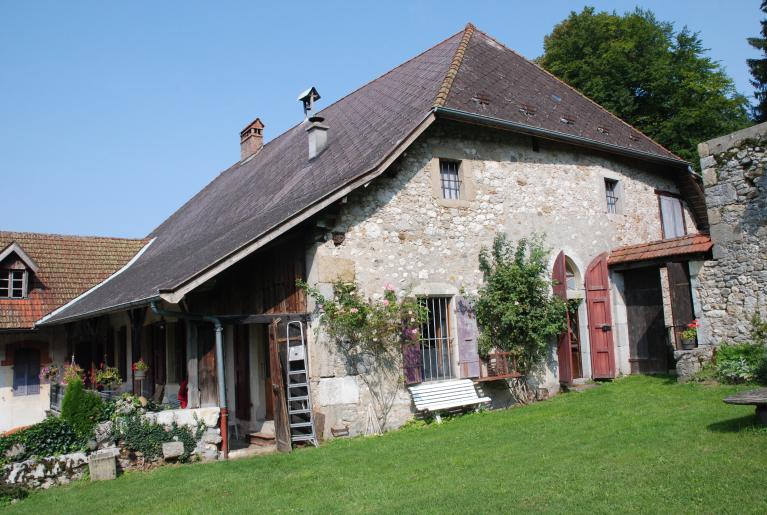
475, 233, 567, 376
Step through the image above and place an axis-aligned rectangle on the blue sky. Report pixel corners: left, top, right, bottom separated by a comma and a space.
1, 1, 761, 238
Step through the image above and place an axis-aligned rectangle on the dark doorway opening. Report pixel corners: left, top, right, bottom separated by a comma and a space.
624, 267, 669, 374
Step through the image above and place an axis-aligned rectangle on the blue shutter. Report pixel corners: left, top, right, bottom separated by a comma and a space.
12, 349, 40, 396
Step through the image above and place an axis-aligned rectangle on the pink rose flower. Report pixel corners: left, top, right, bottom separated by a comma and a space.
382, 299, 390, 306
350, 307, 359, 313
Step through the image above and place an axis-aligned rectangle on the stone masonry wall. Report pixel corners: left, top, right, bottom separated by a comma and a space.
307, 121, 695, 437
697, 123, 767, 343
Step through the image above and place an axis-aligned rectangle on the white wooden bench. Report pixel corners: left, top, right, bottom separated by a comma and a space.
408, 379, 491, 422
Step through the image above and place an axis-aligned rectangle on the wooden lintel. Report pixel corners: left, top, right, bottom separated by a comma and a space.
224, 312, 309, 325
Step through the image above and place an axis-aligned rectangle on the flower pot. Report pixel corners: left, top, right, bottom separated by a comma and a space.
134, 370, 146, 380
681, 338, 696, 350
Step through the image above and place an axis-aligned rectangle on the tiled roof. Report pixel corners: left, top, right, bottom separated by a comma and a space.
0, 232, 147, 329
440, 28, 682, 161
608, 235, 713, 266
43, 24, 698, 324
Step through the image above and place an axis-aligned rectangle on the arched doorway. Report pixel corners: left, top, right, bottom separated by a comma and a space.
553, 252, 587, 385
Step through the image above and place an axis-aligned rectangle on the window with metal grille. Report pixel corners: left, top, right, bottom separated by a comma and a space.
419, 297, 454, 381
439, 160, 461, 200
604, 179, 619, 214
0, 269, 25, 298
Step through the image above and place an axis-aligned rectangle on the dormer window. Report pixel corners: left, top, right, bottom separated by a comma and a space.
0, 242, 39, 299
0, 269, 26, 298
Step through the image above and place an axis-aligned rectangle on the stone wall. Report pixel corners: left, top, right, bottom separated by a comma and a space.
697, 123, 767, 344
306, 121, 695, 436
1, 451, 88, 490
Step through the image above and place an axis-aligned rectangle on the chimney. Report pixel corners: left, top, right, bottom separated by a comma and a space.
240, 118, 264, 161
306, 115, 329, 159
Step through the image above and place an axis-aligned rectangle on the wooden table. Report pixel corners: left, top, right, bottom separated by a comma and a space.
723, 388, 767, 425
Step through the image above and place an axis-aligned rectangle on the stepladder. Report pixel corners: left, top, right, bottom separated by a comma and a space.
283, 321, 318, 447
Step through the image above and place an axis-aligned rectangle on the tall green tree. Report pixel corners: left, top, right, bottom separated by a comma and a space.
748, 1, 767, 122
538, 7, 750, 164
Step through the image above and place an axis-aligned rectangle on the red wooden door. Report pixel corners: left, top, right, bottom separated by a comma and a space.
552, 251, 573, 385
585, 253, 616, 379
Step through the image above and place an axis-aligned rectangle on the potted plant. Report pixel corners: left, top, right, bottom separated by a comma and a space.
94, 363, 122, 395
40, 363, 60, 383
61, 362, 84, 384
680, 320, 699, 350
132, 359, 149, 380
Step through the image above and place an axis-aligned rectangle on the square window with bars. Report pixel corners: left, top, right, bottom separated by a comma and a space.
439, 159, 461, 200
604, 179, 619, 214
0, 270, 25, 298
419, 297, 454, 381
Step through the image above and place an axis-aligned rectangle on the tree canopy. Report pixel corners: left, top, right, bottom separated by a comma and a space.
748, 1, 767, 122
538, 7, 750, 165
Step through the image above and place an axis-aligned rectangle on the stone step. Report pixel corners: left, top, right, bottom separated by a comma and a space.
249, 432, 276, 447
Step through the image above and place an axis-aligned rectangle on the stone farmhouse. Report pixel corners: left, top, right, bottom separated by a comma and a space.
1, 24, 716, 450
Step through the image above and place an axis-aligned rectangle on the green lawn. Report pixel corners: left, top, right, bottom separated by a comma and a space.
6, 376, 767, 514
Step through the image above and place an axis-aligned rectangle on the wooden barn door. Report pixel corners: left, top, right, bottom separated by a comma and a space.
624, 267, 668, 374
586, 253, 616, 379
552, 251, 573, 385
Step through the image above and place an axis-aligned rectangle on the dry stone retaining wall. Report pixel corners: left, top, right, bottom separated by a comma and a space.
697, 123, 767, 344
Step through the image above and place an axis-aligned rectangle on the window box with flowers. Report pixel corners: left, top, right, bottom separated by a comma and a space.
680, 320, 699, 350
132, 359, 149, 380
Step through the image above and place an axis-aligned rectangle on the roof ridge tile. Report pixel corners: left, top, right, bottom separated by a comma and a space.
434, 22, 475, 108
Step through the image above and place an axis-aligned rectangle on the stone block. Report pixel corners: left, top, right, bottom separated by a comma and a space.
155, 407, 219, 428
710, 222, 743, 245
202, 429, 222, 445
317, 376, 359, 406
317, 255, 356, 283
706, 208, 721, 225
162, 441, 184, 460
88, 449, 117, 481
702, 167, 718, 186
94, 421, 114, 449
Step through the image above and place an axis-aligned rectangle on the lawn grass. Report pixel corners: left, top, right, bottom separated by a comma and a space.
6, 376, 766, 514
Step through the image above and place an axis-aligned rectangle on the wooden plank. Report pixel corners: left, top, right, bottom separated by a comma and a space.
624, 266, 668, 374
269, 320, 291, 453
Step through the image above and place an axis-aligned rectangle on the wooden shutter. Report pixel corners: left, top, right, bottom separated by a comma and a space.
13, 348, 40, 396
117, 326, 127, 380
269, 320, 292, 453
402, 342, 423, 385
455, 296, 481, 378
106, 328, 115, 367
660, 195, 686, 239
667, 262, 696, 349
552, 252, 573, 385
585, 253, 616, 379
234, 325, 252, 421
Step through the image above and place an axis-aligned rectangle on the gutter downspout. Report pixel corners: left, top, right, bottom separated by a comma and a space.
150, 301, 229, 459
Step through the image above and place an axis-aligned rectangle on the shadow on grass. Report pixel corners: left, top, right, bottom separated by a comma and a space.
707, 414, 765, 433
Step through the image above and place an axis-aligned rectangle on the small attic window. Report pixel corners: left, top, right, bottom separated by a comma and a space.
597, 126, 610, 135
471, 93, 491, 107
559, 116, 575, 126
519, 104, 537, 117
551, 94, 562, 103
0, 269, 26, 299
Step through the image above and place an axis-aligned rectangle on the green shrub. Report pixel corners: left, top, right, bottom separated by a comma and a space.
116, 414, 200, 462
0, 417, 82, 466
61, 380, 104, 438
0, 484, 29, 506
715, 342, 767, 384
